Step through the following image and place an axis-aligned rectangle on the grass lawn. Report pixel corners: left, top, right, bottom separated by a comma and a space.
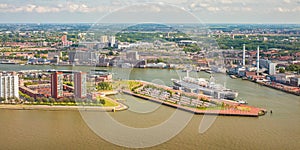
102, 99, 118, 107
96, 97, 119, 107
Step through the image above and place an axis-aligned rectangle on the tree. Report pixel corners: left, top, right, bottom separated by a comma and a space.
61, 97, 70, 103
49, 98, 55, 103
34, 54, 40, 58
286, 64, 300, 72
108, 51, 114, 56
28, 97, 35, 103
97, 82, 113, 91
100, 99, 106, 105
41, 97, 48, 103
36, 97, 43, 103
279, 68, 286, 73
0, 97, 5, 102
14, 98, 20, 104
24, 95, 31, 101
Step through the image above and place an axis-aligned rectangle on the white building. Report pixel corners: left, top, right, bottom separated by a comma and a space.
109, 36, 116, 47
273, 73, 295, 84
269, 63, 277, 75
0, 74, 19, 100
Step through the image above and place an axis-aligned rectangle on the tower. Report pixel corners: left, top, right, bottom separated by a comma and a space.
256, 46, 260, 76
109, 36, 116, 47
243, 44, 246, 66
74, 72, 87, 99
51, 72, 63, 99
269, 63, 277, 75
61, 35, 67, 46
101, 36, 108, 43
0, 73, 19, 100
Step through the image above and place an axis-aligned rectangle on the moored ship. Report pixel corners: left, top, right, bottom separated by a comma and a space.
172, 72, 238, 100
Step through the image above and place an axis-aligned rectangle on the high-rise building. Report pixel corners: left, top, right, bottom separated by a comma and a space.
109, 36, 116, 47
74, 72, 87, 99
61, 35, 67, 46
61, 34, 72, 46
51, 72, 63, 99
269, 63, 277, 75
256, 46, 260, 76
126, 51, 140, 61
101, 36, 108, 43
0, 73, 19, 100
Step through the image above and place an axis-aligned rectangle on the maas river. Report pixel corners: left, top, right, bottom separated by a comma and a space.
0, 64, 299, 149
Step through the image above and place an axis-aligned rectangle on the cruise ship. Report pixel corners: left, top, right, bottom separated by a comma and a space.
171, 73, 238, 100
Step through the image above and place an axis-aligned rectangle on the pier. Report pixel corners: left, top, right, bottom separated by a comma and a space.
123, 90, 266, 117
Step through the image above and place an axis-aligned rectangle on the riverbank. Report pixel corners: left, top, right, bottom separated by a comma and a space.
0, 97, 128, 112
257, 81, 300, 96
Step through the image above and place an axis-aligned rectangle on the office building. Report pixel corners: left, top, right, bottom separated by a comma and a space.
269, 63, 277, 75
51, 72, 63, 99
61, 34, 72, 46
101, 36, 109, 43
0, 73, 19, 100
126, 51, 140, 61
74, 72, 87, 99
68, 51, 99, 64
109, 36, 116, 47
61, 35, 67, 44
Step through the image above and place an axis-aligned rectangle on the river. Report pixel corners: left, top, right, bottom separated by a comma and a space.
0, 64, 299, 149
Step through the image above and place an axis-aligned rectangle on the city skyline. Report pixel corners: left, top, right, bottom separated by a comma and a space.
0, 0, 299, 24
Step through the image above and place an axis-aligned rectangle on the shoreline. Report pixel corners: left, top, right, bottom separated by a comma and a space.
256, 81, 300, 96
0, 102, 128, 112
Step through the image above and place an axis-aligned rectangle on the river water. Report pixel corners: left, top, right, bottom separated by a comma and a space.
0, 64, 299, 149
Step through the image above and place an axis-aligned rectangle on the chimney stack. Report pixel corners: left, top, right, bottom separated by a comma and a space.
243, 44, 246, 66
256, 46, 260, 76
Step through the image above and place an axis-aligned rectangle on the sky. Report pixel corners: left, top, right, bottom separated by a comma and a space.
0, 0, 300, 24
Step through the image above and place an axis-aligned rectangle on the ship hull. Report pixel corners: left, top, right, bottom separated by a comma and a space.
172, 79, 238, 100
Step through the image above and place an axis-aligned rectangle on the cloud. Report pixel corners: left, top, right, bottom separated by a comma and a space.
206, 7, 220, 12
219, 0, 233, 4
0, 3, 8, 9
0, 3, 113, 13
0, 1, 296, 17
275, 6, 300, 12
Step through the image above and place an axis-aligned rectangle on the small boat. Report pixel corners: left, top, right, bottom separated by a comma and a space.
204, 70, 213, 74
237, 99, 248, 104
242, 77, 248, 80
230, 75, 237, 79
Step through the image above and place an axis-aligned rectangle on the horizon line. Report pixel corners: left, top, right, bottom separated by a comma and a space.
0, 22, 300, 25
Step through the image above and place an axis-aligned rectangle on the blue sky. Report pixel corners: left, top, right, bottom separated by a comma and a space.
0, 0, 299, 23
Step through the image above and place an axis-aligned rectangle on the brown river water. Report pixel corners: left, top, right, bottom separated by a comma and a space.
0, 65, 299, 149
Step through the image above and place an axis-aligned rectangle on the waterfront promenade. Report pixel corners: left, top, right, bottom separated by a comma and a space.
0, 96, 128, 112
